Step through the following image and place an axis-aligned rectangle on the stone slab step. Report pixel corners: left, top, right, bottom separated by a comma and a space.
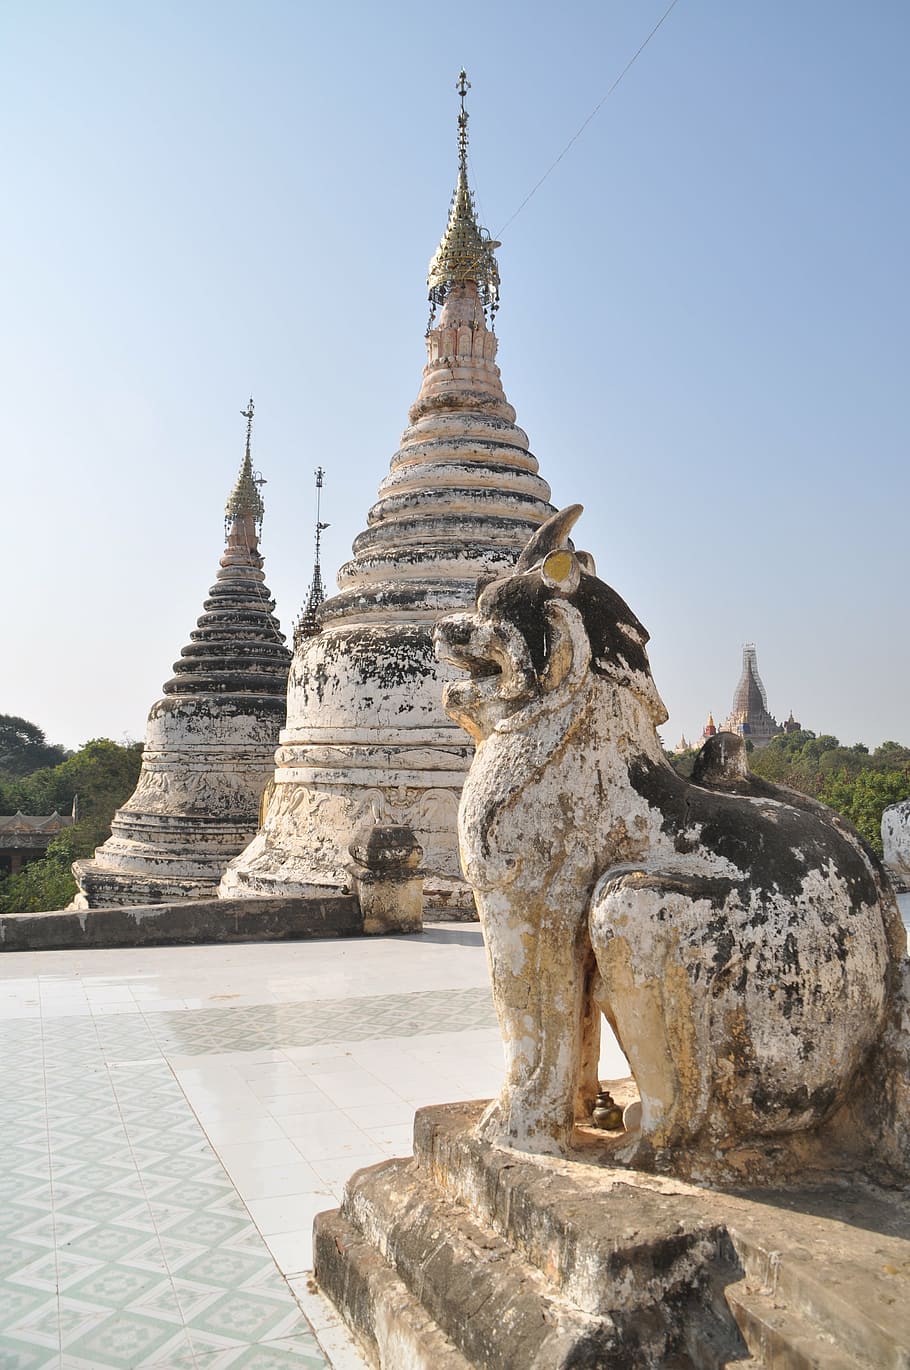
413, 1102, 910, 1368
317, 1103, 910, 1370
725, 1280, 873, 1370
316, 1155, 746, 1370
314, 1207, 472, 1370
726, 1202, 910, 1370
412, 1101, 733, 1319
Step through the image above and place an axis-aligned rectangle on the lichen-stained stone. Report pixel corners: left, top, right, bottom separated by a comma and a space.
883, 799, 910, 891
73, 409, 291, 907
314, 1099, 910, 1370
434, 505, 910, 1184
219, 85, 553, 913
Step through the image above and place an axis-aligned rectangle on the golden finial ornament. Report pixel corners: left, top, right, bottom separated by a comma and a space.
225, 395, 266, 535
427, 70, 501, 327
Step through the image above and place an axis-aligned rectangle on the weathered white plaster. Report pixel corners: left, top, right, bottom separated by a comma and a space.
220, 278, 554, 911
436, 507, 906, 1182
883, 799, 910, 891
74, 485, 290, 906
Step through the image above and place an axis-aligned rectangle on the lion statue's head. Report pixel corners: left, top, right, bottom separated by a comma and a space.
434, 505, 668, 742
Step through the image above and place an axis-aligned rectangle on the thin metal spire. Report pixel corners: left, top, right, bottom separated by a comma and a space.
241, 397, 254, 456
294, 467, 330, 648
456, 69, 470, 177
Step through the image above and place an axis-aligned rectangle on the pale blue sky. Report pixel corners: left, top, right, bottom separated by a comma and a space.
1, 1, 906, 752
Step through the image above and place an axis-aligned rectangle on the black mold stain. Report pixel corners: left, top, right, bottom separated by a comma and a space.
628, 756, 879, 909
477, 569, 650, 681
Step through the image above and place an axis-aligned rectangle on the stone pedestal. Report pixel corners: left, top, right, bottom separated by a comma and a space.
348, 822, 423, 935
314, 1099, 910, 1370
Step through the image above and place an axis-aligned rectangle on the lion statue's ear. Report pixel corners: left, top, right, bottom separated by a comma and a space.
515, 505, 584, 573
539, 601, 591, 695
541, 549, 581, 596
575, 550, 596, 575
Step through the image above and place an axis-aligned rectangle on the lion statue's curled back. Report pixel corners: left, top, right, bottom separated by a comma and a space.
434, 506, 909, 1182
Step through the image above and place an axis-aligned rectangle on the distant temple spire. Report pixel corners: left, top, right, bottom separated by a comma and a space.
294, 467, 329, 647
427, 69, 501, 327
225, 396, 265, 538
720, 644, 791, 749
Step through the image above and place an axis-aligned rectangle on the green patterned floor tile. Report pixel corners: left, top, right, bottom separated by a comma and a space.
56, 1191, 148, 1226
157, 1209, 251, 1247
185, 1289, 312, 1344
0, 1284, 56, 1332
213, 1334, 326, 1368
58, 1223, 162, 1266
173, 1245, 275, 1290
60, 1309, 191, 1368
0, 1235, 59, 1278
59, 1264, 170, 1310
0, 1339, 60, 1370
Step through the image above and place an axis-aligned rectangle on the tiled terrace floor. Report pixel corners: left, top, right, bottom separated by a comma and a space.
0, 923, 630, 1369
4, 900, 906, 1370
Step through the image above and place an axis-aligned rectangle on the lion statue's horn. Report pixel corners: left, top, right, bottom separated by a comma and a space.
515, 504, 584, 574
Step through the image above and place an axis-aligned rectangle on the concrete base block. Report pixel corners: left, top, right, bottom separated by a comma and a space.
314, 1099, 910, 1369
0, 894, 361, 952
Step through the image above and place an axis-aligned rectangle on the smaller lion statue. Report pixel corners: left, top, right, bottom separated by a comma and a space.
435, 506, 909, 1181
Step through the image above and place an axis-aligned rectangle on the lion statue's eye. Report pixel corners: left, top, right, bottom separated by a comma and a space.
542, 551, 574, 581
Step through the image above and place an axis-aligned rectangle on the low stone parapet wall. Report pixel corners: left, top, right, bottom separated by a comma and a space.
0, 895, 363, 952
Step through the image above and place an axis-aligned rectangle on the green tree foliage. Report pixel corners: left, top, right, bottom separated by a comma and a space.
0, 714, 68, 779
0, 738, 142, 914
818, 769, 910, 855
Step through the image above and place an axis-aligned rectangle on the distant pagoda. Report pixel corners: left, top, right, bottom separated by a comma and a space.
73, 402, 292, 906
220, 73, 555, 911
720, 644, 799, 750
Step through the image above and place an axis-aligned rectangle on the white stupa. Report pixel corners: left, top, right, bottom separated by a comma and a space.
220, 73, 554, 911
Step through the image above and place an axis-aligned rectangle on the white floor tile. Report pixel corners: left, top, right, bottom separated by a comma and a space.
231, 1158, 325, 1200
310, 1153, 387, 1187
245, 1190, 336, 1237
260, 1090, 334, 1118
262, 1226, 316, 1276
277, 1111, 374, 1160
215, 1137, 307, 1172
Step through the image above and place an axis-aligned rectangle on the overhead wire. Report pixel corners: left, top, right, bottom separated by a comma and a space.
495, 0, 682, 239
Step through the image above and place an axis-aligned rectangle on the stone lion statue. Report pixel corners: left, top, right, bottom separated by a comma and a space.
435, 506, 909, 1181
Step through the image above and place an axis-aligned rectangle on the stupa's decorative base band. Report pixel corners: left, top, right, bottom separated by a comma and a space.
314, 1099, 910, 1370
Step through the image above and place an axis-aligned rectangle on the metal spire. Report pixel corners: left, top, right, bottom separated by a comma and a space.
294, 467, 330, 647
427, 71, 501, 326
242, 397, 254, 457
457, 68, 470, 177
225, 396, 265, 537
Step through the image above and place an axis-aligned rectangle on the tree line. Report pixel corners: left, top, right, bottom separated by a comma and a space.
0, 715, 142, 913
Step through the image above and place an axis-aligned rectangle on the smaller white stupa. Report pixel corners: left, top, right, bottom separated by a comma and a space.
73, 402, 291, 905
